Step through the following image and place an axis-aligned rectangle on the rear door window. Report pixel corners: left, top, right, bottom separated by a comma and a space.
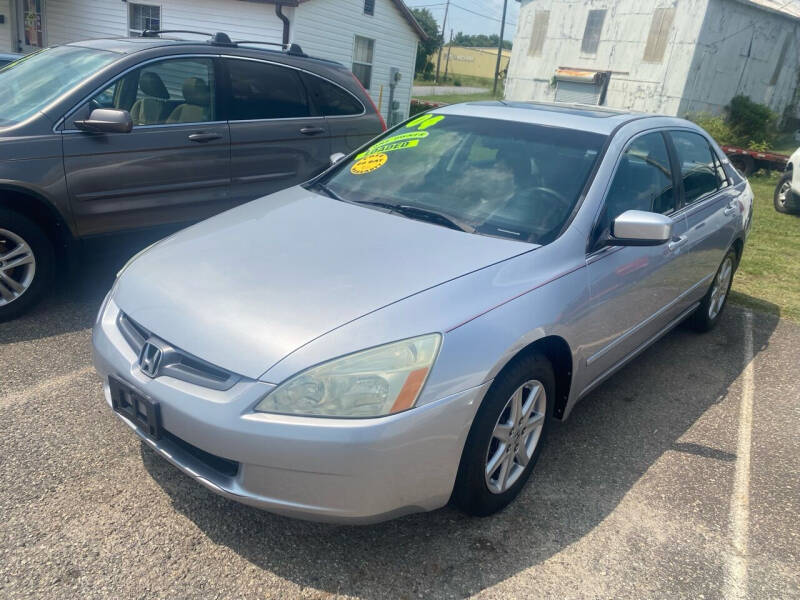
225, 59, 310, 120
302, 73, 364, 116
670, 130, 721, 205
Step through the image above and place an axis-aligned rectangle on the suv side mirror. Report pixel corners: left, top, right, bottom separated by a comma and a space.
609, 210, 672, 246
329, 152, 347, 166
74, 109, 133, 134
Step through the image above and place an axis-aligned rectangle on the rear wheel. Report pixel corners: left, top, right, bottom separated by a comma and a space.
687, 248, 737, 333
774, 173, 797, 214
0, 209, 54, 322
452, 353, 553, 517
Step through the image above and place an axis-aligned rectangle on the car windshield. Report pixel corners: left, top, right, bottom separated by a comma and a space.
0, 46, 119, 126
315, 113, 606, 244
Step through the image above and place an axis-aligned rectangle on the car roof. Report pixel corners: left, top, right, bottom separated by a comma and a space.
433, 101, 670, 135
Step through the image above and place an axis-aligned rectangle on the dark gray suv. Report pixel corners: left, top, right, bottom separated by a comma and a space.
0, 33, 384, 320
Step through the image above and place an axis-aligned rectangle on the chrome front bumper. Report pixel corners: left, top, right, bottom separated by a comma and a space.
93, 299, 487, 524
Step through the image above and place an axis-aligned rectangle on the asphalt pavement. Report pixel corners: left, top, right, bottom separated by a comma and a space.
1, 235, 798, 599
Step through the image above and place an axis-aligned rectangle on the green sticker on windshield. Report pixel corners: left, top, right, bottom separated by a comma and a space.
406, 113, 444, 130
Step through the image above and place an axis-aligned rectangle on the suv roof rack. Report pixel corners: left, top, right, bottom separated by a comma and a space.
140, 30, 306, 56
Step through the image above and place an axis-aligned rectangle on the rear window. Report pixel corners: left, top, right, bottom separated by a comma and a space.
226, 59, 310, 120
316, 114, 606, 244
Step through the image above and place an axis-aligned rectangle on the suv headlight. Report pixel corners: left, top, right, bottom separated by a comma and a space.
254, 334, 441, 418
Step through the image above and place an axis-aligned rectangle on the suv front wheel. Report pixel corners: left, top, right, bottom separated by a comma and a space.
0, 209, 54, 322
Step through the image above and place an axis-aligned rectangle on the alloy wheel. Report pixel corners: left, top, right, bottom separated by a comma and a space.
777, 181, 791, 209
485, 379, 546, 494
0, 228, 36, 307
708, 255, 733, 320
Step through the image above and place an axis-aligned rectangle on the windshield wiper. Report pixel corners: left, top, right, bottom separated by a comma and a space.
313, 182, 344, 202
353, 200, 473, 233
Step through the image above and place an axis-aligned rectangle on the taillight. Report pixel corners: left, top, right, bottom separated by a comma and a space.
350, 72, 386, 131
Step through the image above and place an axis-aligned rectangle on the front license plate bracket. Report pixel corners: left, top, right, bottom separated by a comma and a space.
109, 377, 162, 440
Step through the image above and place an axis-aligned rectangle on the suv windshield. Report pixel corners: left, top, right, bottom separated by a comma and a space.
0, 46, 119, 126
316, 113, 606, 244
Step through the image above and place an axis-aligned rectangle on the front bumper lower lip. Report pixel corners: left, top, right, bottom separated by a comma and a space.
94, 299, 487, 524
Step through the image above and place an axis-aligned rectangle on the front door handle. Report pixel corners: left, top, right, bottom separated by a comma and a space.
188, 132, 222, 143
300, 126, 326, 136
668, 235, 688, 252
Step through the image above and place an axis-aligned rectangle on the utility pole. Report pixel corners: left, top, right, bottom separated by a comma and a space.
434, 0, 450, 84
444, 29, 454, 79
492, 0, 508, 97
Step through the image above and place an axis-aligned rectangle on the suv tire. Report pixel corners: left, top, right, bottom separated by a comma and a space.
0, 209, 54, 322
452, 353, 554, 517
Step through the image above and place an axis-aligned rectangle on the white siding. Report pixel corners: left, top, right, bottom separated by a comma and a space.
293, 0, 419, 123
682, 0, 800, 116
0, 0, 13, 52
505, 0, 709, 115
45, 0, 287, 46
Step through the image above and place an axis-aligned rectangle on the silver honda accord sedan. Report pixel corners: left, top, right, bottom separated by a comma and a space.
93, 102, 753, 523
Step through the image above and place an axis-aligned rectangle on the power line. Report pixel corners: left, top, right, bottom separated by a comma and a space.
450, 2, 516, 27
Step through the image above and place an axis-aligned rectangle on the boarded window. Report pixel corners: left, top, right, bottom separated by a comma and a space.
770, 34, 791, 86
528, 10, 550, 56
364, 0, 375, 16
643, 7, 676, 63
581, 9, 606, 54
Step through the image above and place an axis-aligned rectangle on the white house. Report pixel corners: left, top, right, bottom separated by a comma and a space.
0, 0, 425, 123
505, 0, 800, 119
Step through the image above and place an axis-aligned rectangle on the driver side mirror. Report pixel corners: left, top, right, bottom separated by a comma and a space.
74, 108, 133, 134
329, 152, 347, 166
608, 210, 673, 246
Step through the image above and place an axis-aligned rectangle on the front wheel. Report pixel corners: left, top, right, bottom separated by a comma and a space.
0, 209, 54, 322
687, 248, 737, 333
774, 172, 798, 214
452, 353, 553, 517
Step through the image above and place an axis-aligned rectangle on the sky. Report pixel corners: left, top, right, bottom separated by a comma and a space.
405, 0, 521, 41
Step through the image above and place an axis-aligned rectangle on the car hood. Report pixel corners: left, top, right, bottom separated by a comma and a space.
115, 187, 533, 379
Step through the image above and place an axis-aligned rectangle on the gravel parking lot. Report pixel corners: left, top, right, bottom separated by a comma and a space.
1, 236, 798, 599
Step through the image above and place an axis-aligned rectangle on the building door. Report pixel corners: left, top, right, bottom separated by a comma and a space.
16, 0, 44, 53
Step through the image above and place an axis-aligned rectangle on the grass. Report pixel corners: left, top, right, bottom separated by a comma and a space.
729, 171, 800, 322
770, 133, 798, 156
413, 92, 499, 105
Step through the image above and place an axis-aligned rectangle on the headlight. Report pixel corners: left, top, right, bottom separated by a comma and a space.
254, 334, 441, 418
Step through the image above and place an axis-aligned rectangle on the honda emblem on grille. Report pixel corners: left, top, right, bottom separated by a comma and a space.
139, 341, 163, 378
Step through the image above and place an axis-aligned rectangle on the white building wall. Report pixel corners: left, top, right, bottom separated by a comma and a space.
506, 0, 709, 115
45, 0, 287, 46
681, 0, 800, 116
292, 0, 418, 123
0, 0, 13, 52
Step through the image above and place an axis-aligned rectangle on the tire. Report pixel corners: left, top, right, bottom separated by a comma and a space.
774, 172, 797, 214
687, 248, 737, 333
729, 154, 755, 177
452, 352, 554, 517
0, 209, 55, 322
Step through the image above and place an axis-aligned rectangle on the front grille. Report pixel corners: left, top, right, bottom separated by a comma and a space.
163, 428, 240, 478
118, 312, 240, 391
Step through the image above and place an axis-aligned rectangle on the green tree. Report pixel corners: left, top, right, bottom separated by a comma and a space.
452, 32, 512, 49
411, 8, 441, 77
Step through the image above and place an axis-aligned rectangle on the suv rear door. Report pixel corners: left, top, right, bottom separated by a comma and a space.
62, 56, 231, 236
223, 57, 331, 205
301, 71, 383, 155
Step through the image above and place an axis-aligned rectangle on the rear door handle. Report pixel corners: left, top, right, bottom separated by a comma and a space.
300, 126, 326, 136
668, 235, 688, 252
723, 201, 737, 216
188, 132, 222, 143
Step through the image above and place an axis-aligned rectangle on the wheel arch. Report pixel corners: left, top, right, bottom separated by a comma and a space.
0, 183, 75, 260
491, 334, 574, 421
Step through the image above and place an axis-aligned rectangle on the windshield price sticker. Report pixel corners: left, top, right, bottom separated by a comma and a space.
350, 152, 388, 175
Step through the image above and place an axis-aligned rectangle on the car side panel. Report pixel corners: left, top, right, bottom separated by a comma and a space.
326, 113, 384, 156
